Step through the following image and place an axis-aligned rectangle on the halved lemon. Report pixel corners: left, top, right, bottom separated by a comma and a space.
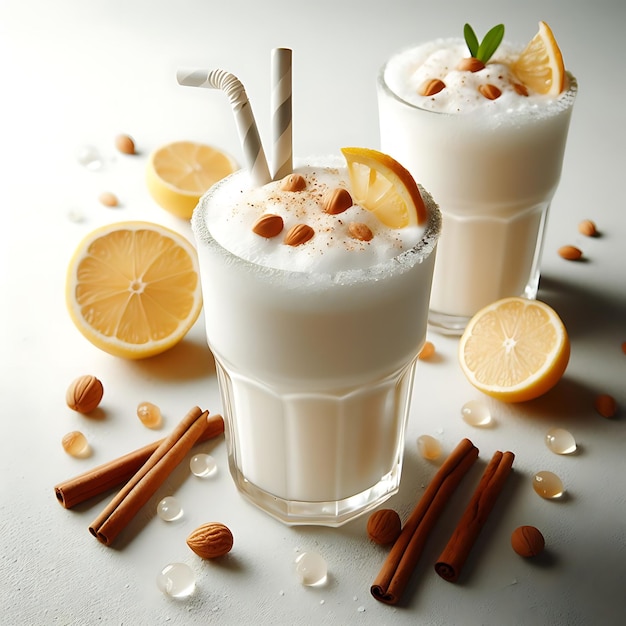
341, 147, 427, 228
66, 221, 203, 359
146, 141, 238, 219
511, 21, 565, 96
459, 297, 570, 403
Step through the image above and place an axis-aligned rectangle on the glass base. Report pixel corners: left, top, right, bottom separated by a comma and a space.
229, 461, 401, 527
428, 309, 471, 336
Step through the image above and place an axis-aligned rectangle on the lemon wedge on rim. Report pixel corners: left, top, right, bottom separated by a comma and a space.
511, 21, 566, 96
341, 147, 427, 228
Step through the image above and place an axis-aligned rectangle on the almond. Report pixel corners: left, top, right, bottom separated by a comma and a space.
98, 191, 119, 207
115, 133, 135, 155
322, 188, 353, 215
557, 245, 583, 261
66, 375, 104, 414
420, 78, 446, 97
577, 219, 597, 237
594, 394, 617, 418
252, 213, 284, 238
186, 522, 233, 559
478, 83, 502, 100
348, 222, 373, 242
512, 82, 529, 97
366, 508, 402, 545
280, 173, 306, 192
284, 223, 314, 246
457, 57, 485, 72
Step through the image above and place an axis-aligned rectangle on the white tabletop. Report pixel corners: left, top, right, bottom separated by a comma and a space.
2, 1, 625, 624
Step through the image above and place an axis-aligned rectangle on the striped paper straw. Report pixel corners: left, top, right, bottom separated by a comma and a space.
176, 68, 271, 186
270, 48, 293, 180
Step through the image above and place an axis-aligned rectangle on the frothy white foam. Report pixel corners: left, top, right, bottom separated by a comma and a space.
383, 39, 575, 117
197, 156, 433, 274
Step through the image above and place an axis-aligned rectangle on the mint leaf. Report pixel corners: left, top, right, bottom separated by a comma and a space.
463, 24, 479, 57
476, 24, 505, 63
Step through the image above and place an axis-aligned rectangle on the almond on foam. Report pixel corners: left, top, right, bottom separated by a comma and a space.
279, 173, 307, 192
284, 223, 314, 246
420, 78, 446, 97
457, 57, 485, 72
478, 83, 502, 100
252, 214, 284, 238
322, 187, 353, 215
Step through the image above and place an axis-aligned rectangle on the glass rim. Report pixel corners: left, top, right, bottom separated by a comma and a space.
377, 57, 578, 117
192, 167, 442, 288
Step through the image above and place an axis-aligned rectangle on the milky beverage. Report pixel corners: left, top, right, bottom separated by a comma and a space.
192, 156, 440, 525
378, 38, 577, 332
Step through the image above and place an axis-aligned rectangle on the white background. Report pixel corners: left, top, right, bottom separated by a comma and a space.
1, 0, 625, 624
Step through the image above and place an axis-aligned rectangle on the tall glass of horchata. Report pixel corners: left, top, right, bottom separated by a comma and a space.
378, 22, 577, 334
192, 154, 440, 525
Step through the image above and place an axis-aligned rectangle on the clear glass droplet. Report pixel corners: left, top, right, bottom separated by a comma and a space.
66, 207, 85, 223
156, 563, 195, 598
190, 453, 217, 477
533, 471, 564, 499
62, 431, 90, 457
545, 428, 576, 455
461, 400, 492, 426
157, 496, 183, 521
295, 552, 327, 586
417, 435, 442, 460
75, 145, 103, 171
137, 401, 162, 429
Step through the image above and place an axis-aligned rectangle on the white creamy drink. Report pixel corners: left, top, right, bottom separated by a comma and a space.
378, 25, 577, 332
192, 155, 440, 525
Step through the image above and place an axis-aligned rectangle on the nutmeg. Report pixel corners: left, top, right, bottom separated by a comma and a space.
511, 525, 545, 557
186, 522, 233, 559
66, 375, 104, 414
367, 508, 402, 545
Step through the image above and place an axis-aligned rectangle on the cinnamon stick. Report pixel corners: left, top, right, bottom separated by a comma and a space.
54, 414, 224, 509
89, 406, 211, 546
435, 450, 515, 582
371, 438, 479, 605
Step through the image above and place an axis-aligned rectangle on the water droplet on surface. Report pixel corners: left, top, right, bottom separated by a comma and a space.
417, 435, 442, 460
62, 431, 90, 457
190, 453, 217, 477
545, 428, 576, 454
461, 400, 492, 426
75, 145, 103, 171
533, 471, 564, 499
157, 496, 183, 521
156, 563, 195, 598
295, 552, 327, 586
137, 401, 162, 429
